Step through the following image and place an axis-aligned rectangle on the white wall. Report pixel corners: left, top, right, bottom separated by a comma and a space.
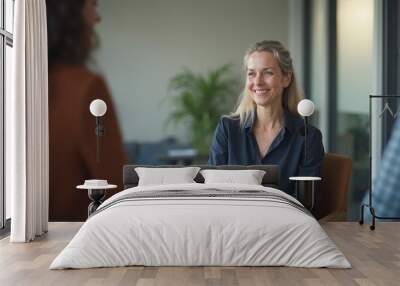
94, 0, 289, 143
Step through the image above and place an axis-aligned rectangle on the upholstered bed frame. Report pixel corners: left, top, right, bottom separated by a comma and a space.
123, 165, 280, 190
51, 164, 352, 269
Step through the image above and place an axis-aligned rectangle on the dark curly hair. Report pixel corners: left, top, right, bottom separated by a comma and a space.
46, 0, 97, 67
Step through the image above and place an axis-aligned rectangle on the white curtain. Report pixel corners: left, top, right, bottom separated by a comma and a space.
7, 0, 48, 242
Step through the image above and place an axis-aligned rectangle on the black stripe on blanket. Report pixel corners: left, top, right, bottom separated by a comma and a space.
89, 189, 311, 218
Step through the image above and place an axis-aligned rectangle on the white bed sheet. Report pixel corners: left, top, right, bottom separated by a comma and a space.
50, 183, 351, 269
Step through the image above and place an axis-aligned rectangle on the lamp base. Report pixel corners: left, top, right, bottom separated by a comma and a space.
87, 189, 106, 216
296, 181, 315, 210
290, 176, 321, 211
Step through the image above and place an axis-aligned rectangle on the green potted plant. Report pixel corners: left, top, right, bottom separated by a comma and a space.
167, 64, 238, 156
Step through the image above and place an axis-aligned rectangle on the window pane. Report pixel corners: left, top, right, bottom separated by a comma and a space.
6, 0, 14, 33
0, 38, 3, 227
5, 44, 12, 219
337, 0, 373, 219
0, 0, 3, 29
310, 0, 328, 147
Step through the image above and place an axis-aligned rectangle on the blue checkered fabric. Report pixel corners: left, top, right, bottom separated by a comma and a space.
367, 118, 400, 218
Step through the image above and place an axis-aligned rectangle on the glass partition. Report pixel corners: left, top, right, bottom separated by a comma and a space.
337, 0, 373, 219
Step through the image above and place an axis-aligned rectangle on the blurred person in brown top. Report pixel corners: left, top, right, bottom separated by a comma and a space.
46, 0, 127, 221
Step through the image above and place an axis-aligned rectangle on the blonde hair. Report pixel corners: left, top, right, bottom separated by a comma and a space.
232, 40, 304, 127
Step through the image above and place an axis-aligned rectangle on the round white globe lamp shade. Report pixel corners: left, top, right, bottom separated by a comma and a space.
297, 99, 315, 117
89, 99, 107, 117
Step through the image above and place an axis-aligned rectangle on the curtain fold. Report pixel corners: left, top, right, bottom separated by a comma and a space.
7, 0, 48, 242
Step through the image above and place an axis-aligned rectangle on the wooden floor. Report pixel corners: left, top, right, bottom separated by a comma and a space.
0, 222, 399, 286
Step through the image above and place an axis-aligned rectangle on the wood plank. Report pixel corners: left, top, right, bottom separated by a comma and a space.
0, 222, 400, 286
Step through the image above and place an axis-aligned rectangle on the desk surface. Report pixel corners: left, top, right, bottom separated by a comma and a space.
0, 222, 399, 286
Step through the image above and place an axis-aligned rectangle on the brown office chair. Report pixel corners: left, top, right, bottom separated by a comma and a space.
317, 153, 352, 221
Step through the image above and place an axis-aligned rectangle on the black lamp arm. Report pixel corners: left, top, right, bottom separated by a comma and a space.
304, 116, 308, 166
95, 117, 105, 163
95, 117, 105, 137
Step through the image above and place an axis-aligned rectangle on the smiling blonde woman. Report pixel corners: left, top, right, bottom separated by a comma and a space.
208, 40, 324, 197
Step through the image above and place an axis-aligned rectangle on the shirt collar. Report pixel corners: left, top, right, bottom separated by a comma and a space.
245, 109, 298, 134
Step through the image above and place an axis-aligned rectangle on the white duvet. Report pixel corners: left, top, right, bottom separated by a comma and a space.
50, 183, 351, 269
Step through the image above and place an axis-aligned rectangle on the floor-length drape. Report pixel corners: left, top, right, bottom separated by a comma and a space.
7, 0, 48, 242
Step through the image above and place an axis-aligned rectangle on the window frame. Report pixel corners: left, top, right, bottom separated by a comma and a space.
0, 0, 14, 231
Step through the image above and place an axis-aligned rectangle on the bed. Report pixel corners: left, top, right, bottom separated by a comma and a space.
50, 165, 351, 269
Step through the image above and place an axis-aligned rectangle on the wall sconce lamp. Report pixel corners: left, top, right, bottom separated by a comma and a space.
289, 99, 320, 211
89, 99, 107, 162
297, 99, 315, 164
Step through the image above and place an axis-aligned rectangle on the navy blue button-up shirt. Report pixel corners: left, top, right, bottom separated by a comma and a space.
208, 111, 325, 196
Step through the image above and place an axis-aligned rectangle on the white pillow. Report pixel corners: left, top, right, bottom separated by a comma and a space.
135, 167, 201, 186
200, 169, 266, 185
